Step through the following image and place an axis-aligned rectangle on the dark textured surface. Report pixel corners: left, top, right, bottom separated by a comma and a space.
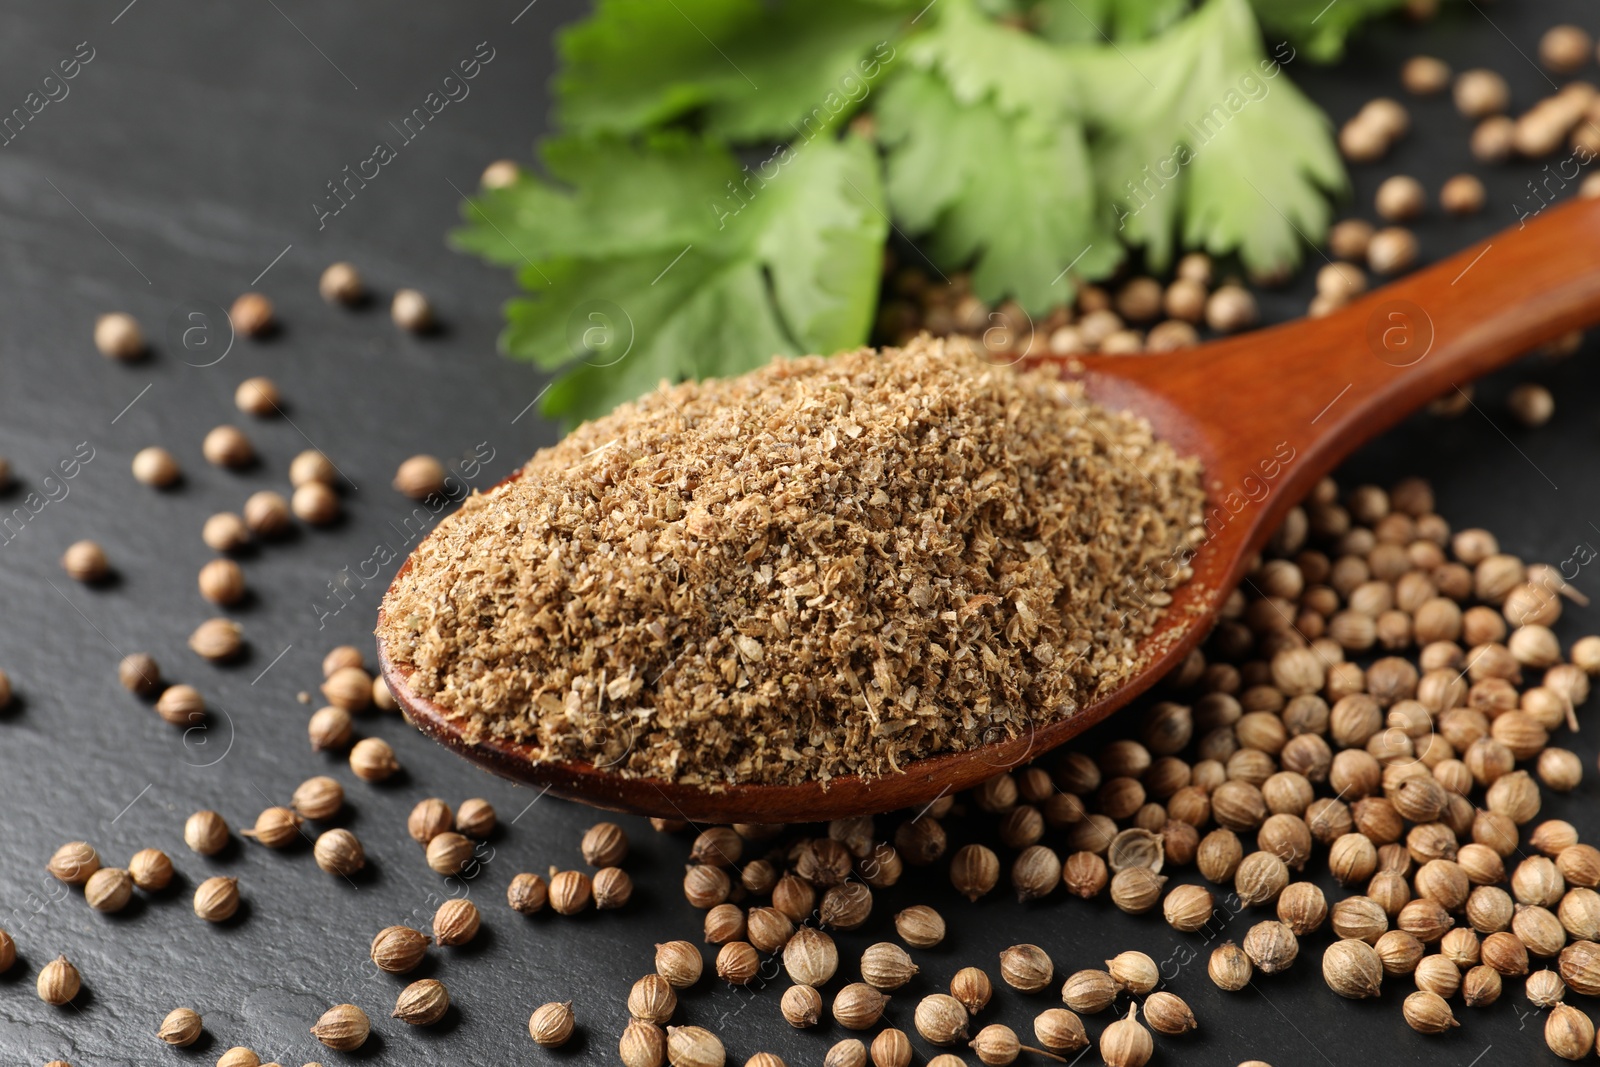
0, 2, 1598, 1066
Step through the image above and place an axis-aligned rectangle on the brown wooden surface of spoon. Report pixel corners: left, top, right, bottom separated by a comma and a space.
379, 196, 1600, 823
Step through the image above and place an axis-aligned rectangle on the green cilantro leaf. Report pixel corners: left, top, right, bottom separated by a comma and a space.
1031, 0, 1192, 43
1072, 0, 1345, 274
1249, 0, 1410, 63
451, 132, 888, 425
558, 0, 912, 141
878, 0, 1122, 312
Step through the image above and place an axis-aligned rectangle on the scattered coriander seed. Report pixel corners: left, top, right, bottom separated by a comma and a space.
746, 906, 793, 953
780, 984, 822, 1028
159, 1007, 203, 1046
667, 1025, 724, 1067
426, 832, 474, 876
1106, 950, 1159, 995
894, 904, 944, 947
372, 674, 397, 711
290, 448, 338, 488
550, 869, 593, 914
832, 982, 888, 1030
1323, 939, 1383, 998
783, 927, 839, 986
952, 966, 993, 1014
198, 559, 246, 606
94, 312, 145, 360
324, 668, 374, 710
434, 898, 480, 945
1401, 55, 1451, 94
1546, 1002, 1595, 1060
1540, 24, 1592, 73
1484, 930, 1530, 975
216, 1048, 259, 1067
1403, 990, 1458, 1034
693, 827, 745, 868
1210, 941, 1252, 991
871, 1028, 912, 1067
408, 798, 453, 843
683, 864, 731, 908
349, 736, 399, 781
371, 925, 431, 973
118, 652, 162, 698
292, 776, 344, 821
131, 446, 180, 487
293, 482, 340, 525
392, 288, 434, 332
61, 540, 108, 582
1464, 964, 1503, 1007
202, 425, 254, 469
969, 1024, 1020, 1067
772, 874, 815, 920
1455, 69, 1509, 118
203, 512, 250, 552
1375, 175, 1426, 221
1509, 383, 1555, 428
1110, 867, 1167, 913
1101, 1006, 1154, 1067
393, 978, 449, 1025
819, 883, 872, 930
825, 1039, 867, 1067
84, 867, 133, 912
595, 866, 634, 909
192, 876, 240, 922
582, 821, 629, 866
322, 646, 364, 677
311, 1003, 370, 1051
1062, 969, 1118, 1013
1440, 174, 1485, 216
1000, 943, 1053, 993
234, 376, 281, 416
47, 841, 101, 885
230, 292, 274, 336
188, 618, 243, 662
455, 797, 496, 838
307, 705, 352, 750
184, 810, 229, 855
1243, 920, 1299, 974
630, 973, 678, 1024
394, 455, 447, 500
37, 956, 80, 1005
508, 872, 548, 914
243, 490, 291, 537
314, 829, 365, 876
951, 843, 1000, 901
1143, 991, 1196, 1036
1367, 226, 1419, 275
1205, 285, 1257, 333
481, 159, 519, 187
623, 1020, 668, 1067
914, 993, 969, 1045
747, 1053, 787, 1067
319, 262, 364, 305
1529, 968, 1568, 1008
128, 848, 173, 891
656, 941, 704, 988
1560, 940, 1600, 993
1012, 845, 1062, 901
861, 942, 918, 991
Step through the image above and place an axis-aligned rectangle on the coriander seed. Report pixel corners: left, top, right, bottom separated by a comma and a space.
392, 288, 434, 332
704, 904, 745, 945
716, 941, 759, 985
61, 540, 109, 582
1034, 1008, 1087, 1052
159, 1007, 203, 1046
1100, 1006, 1153, 1067
320, 261, 364, 304
582, 821, 629, 866
128, 848, 173, 891
623, 1020, 668, 1067
290, 448, 338, 488
895, 904, 944, 947
1242, 920, 1298, 974
833, 982, 888, 1030
826, 1041, 867, 1067
349, 736, 399, 781
311, 1003, 370, 1051
426, 832, 474, 876
314, 828, 365, 876
47, 841, 100, 885
184, 810, 229, 855
508, 872, 548, 914
668, 1025, 725, 1067
242, 806, 302, 848
630, 973, 678, 1024
656, 941, 703, 988
951, 843, 1000, 901
408, 798, 454, 844
861, 942, 917, 990
234, 376, 281, 416
216, 1048, 259, 1067
683, 864, 730, 908
132, 446, 180, 487
243, 490, 291, 537
1210, 941, 1251, 991
746, 906, 793, 953
434, 898, 480, 946
322, 666, 372, 711
1547, 1003, 1595, 1060
969, 1024, 1019, 1067
188, 617, 242, 662
871, 1028, 912, 1067
393, 978, 449, 1025
1463, 964, 1503, 1007
371, 925, 431, 973
1403, 990, 1458, 1034
1110, 867, 1167, 913
1144, 991, 1196, 1035
1323, 939, 1382, 998
550, 869, 593, 914
914, 993, 969, 1045
84, 867, 133, 912
95, 311, 145, 359
193, 876, 239, 922
1000, 943, 1052, 992
594, 866, 633, 909
293, 481, 340, 524
118, 652, 162, 697
1106, 950, 1158, 995
780, 984, 822, 1027
394, 455, 447, 499
783, 927, 838, 987
1062, 969, 1118, 1013
37, 956, 80, 1005
229, 292, 274, 336
308, 705, 353, 750
203, 425, 254, 469
292, 776, 344, 820
203, 511, 250, 552
455, 797, 496, 838
1012, 845, 1062, 901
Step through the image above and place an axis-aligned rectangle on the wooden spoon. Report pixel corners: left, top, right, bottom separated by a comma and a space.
380, 197, 1600, 823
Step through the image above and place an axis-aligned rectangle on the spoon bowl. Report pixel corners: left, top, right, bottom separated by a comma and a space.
380, 197, 1600, 822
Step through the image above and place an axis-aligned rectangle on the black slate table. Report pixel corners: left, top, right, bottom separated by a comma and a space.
1, 3, 1598, 1066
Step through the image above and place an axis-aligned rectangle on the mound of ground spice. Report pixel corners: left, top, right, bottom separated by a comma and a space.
378, 337, 1206, 786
